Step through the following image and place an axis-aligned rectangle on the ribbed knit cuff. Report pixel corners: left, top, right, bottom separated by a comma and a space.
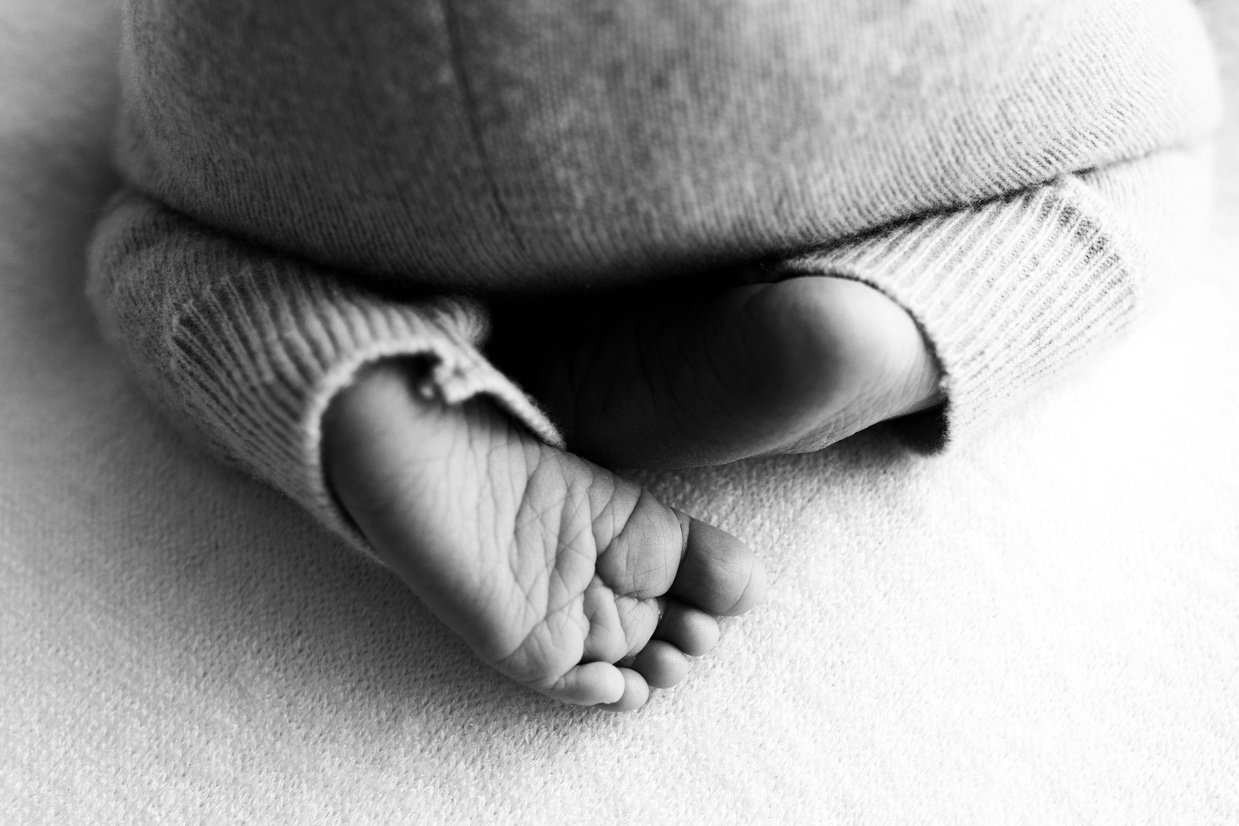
89, 193, 563, 557
776, 174, 1142, 450
170, 273, 564, 552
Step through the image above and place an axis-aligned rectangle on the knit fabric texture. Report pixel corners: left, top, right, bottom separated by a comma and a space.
89, 0, 1221, 549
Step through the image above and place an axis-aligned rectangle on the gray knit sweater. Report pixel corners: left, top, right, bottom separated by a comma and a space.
89, 0, 1220, 549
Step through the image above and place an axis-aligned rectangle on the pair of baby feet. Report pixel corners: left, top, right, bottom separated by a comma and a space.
323, 276, 942, 711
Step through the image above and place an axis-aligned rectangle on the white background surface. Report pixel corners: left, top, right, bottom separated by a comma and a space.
2, 1, 1237, 822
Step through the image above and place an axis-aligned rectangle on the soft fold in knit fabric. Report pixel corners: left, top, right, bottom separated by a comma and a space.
89, 0, 1220, 550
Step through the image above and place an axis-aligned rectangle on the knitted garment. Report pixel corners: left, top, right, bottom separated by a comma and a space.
89, 0, 1220, 551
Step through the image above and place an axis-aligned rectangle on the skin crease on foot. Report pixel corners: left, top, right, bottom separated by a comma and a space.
322, 360, 768, 712
322, 275, 940, 711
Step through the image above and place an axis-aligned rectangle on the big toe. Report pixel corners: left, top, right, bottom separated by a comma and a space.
669, 513, 767, 617
593, 490, 765, 618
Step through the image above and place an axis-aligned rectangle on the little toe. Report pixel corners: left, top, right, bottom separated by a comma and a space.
596, 668, 651, 712
631, 640, 691, 689
669, 514, 767, 617
653, 601, 721, 657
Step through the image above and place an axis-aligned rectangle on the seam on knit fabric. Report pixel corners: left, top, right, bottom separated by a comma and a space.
123, 208, 241, 423
1053, 170, 1150, 310
438, 0, 529, 260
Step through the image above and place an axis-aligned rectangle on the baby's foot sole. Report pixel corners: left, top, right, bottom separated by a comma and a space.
323, 360, 766, 710
494, 276, 943, 468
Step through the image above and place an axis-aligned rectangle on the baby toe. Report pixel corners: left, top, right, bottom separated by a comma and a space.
592, 487, 690, 600
631, 640, 691, 689
669, 514, 767, 617
545, 661, 627, 707
580, 586, 660, 665
596, 669, 651, 713
653, 601, 721, 657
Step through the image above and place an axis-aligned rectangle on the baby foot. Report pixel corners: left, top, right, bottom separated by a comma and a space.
493, 276, 944, 468
322, 360, 765, 711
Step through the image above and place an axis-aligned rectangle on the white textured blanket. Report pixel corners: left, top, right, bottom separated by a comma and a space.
3, 1, 1237, 822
